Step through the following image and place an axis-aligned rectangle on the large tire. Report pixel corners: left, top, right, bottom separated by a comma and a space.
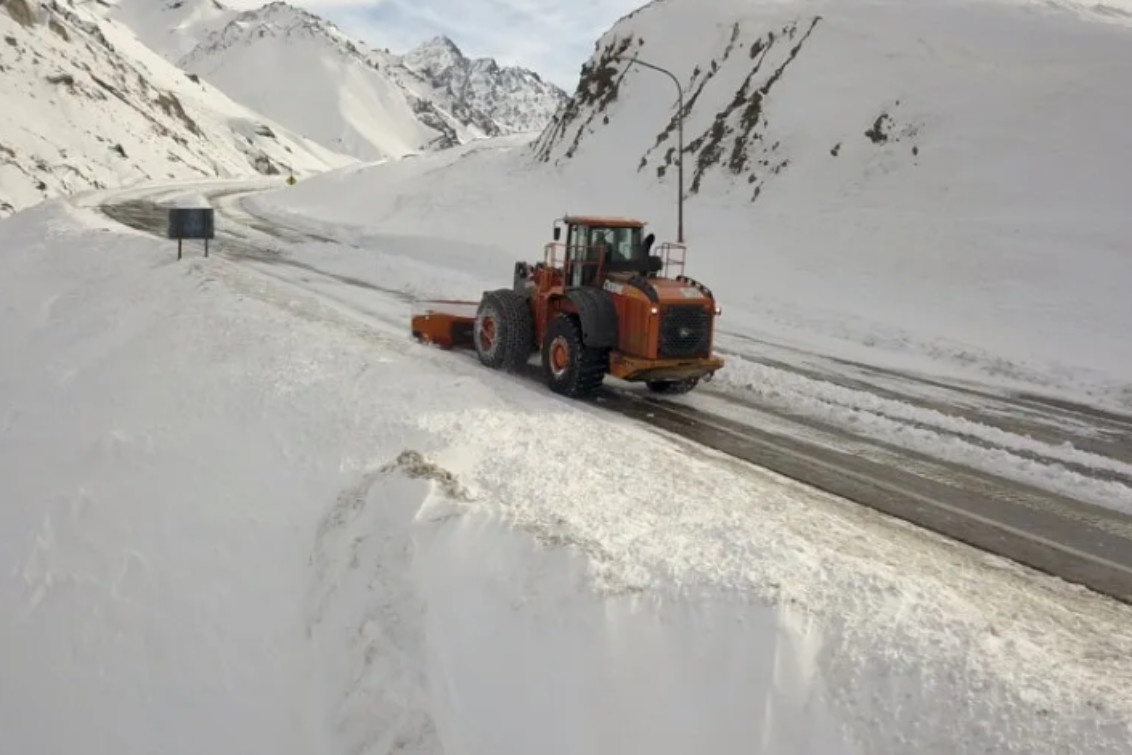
474, 289, 533, 372
541, 314, 608, 398
646, 377, 699, 395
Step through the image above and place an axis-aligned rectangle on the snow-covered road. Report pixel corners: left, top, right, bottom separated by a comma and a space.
239, 189, 1132, 514
98, 181, 1132, 605
3, 179, 1131, 755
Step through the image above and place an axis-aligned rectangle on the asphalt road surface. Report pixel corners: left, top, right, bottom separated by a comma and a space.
100, 189, 1132, 605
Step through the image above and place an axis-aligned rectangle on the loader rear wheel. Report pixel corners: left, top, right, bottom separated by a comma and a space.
542, 314, 607, 398
646, 377, 699, 395
474, 289, 533, 372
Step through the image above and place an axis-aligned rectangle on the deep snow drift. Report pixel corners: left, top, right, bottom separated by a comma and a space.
2, 186, 1132, 754
251, 0, 1132, 414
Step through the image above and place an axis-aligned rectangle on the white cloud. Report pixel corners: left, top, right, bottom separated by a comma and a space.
220, 0, 645, 87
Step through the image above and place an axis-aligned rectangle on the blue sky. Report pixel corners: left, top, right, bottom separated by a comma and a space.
225, 0, 646, 88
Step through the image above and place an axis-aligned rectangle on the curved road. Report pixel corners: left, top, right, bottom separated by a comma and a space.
99, 184, 1132, 605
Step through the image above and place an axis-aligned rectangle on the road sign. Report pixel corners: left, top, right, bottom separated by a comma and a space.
167, 207, 214, 260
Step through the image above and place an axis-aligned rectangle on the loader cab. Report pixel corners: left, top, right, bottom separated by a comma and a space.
552, 215, 663, 287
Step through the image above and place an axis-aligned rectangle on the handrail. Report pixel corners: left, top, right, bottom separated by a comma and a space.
543, 242, 608, 284
540, 240, 690, 281
655, 242, 687, 278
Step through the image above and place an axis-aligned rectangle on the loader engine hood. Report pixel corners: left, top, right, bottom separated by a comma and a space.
602, 273, 716, 306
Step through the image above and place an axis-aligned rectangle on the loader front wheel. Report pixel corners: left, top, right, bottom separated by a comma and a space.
542, 314, 607, 398
474, 289, 533, 372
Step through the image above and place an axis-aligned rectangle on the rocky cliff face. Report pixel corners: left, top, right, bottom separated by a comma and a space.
531, 12, 831, 203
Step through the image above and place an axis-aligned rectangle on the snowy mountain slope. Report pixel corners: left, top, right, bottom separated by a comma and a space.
119, 0, 566, 160
245, 0, 1132, 407
533, 0, 1132, 205
0, 0, 353, 218
176, 2, 466, 159
107, 0, 237, 61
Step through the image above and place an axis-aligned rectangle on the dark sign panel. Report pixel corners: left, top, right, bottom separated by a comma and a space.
167, 208, 215, 240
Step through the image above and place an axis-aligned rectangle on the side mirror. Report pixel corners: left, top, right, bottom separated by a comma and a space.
646, 255, 663, 273
642, 232, 655, 257
553, 226, 561, 241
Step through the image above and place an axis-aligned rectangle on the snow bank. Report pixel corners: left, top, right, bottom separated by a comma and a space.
0, 199, 457, 753
412, 518, 849, 755
312, 404, 1132, 754
307, 455, 849, 754
3, 197, 1132, 754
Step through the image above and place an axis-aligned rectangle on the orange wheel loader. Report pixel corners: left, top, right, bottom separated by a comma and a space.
410, 215, 724, 398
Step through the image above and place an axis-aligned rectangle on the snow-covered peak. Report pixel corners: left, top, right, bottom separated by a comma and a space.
153, 2, 567, 157
187, 0, 363, 58
401, 35, 567, 136
172, 5, 475, 160
403, 35, 465, 76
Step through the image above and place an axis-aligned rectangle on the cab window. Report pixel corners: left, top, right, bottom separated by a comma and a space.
587, 226, 642, 263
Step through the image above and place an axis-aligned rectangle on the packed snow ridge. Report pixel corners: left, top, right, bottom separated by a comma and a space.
124, 0, 567, 159
0, 0, 352, 217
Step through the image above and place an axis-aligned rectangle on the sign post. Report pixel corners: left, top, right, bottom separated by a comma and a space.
167, 207, 215, 260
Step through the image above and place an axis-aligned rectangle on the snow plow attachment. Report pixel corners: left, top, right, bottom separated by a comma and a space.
410, 299, 478, 350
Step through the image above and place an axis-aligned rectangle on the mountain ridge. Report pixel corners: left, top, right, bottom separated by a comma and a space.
114, 0, 567, 159
0, 0, 353, 217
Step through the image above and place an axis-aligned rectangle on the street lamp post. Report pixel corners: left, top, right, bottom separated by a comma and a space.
614, 55, 685, 244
